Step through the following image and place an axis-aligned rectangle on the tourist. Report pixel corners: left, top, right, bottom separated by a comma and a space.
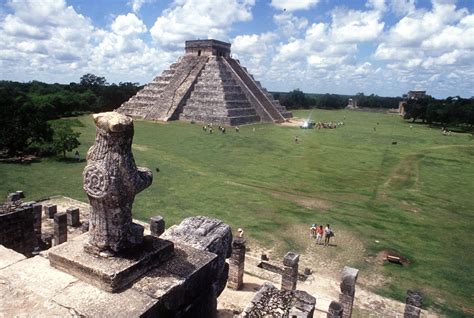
209, 127, 213, 134
75, 150, 80, 161
310, 224, 317, 238
203, 125, 207, 132
316, 225, 324, 245
294, 136, 299, 144
324, 224, 333, 246
235, 126, 240, 132
221, 127, 226, 134
237, 228, 244, 238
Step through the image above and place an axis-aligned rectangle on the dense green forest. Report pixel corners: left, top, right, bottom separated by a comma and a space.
0, 74, 141, 157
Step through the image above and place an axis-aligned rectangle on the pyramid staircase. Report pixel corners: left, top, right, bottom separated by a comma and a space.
180, 57, 260, 125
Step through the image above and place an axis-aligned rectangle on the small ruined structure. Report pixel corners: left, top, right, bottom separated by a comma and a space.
117, 39, 292, 125
240, 282, 316, 317
228, 236, 246, 290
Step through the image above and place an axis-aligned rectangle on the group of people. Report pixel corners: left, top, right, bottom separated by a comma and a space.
202, 124, 240, 134
310, 223, 334, 246
442, 127, 452, 136
316, 121, 344, 129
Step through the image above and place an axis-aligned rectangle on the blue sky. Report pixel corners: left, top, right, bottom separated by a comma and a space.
1, 0, 473, 98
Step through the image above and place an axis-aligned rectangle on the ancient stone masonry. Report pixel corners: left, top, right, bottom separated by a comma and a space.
328, 301, 344, 318
117, 39, 292, 125
339, 266, 359, 318
240, 282, 316, 317
53, 212, 67, 246
66, 207, 80, 227
281, 251, 300, 291
227, 237, 246, 290
161, 215, 232, 298
0, 205, 34, 257
403, 290, 423, 318
83, 112, 153, 255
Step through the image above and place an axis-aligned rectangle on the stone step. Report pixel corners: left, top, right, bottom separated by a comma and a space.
185, 99, 252, 109
193, 83, 241, 92
189, 91, 247, 101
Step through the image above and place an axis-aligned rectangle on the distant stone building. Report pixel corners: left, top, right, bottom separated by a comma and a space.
399, 90, 427, 116
117, 39, 292, 126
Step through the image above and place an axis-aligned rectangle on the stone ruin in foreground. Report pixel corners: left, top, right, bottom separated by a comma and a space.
0, 112, 425, 317
117, 39, 292, 126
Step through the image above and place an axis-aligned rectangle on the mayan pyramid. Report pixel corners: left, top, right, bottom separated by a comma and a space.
117, 39, 292, 125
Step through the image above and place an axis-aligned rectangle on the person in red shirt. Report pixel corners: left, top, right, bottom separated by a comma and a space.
316, 225, 324, 245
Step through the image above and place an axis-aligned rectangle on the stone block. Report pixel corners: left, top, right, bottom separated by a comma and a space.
48, 233, 174, 292
283, 251, 300, 267
66, 207, 80, 227
7, 192, 21, 202
32, 203, 42, 234
44, 204, 57, 219
150, 215, 165, 237
0, 245, 26, 269
340, 266, 359, 296
328, 301, 344, 318
15, 190, 25, 199
54, 212, 67, 246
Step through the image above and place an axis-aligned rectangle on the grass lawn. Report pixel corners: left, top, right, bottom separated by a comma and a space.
1, 109, 473, 316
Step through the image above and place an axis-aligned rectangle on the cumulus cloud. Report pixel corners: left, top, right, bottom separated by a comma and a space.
330, 8, 385, 43
111, 13, 147, 35
150, 0, 255, 49
273, 12, 308, 38
270, 0, 319, 12
389, 0, 416, 16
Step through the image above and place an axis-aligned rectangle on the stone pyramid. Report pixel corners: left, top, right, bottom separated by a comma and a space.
117, 39, 292, 126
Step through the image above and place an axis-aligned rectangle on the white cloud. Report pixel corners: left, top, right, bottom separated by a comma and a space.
150, 0, 255, 49
330, 8, 385, 43
271, 0, 319, 12
366, 0, 387, 12
111, 13, 147, 35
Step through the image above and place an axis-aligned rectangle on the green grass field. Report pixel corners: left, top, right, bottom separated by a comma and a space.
1, 109, 473, 316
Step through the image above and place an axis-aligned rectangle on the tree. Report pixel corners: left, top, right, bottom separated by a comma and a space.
79, 73, 108, 88
52, 125, 81, 158
0, 87, 53, 156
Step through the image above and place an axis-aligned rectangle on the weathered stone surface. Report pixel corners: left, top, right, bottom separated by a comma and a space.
339, 266, 359, 318
328, 301, 344, 318
54, 212, 68, 246
83, 112, 153, 255
44, 204, 57, 219
283, 251, 300, 267
49, 233, 174, 292
240, 282, 316, 318
150, 215, 165, 237
0, 206, 35, 256
228, 237, 245, 290
162, 215, 232, 297
340, 266, 359, 296
281, 251, 300, 291
404, 290, 423, 318
66, 207, 81, 227
0, 245, 26, 269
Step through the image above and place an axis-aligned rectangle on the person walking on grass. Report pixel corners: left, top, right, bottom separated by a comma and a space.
316, 225, 324, 245
324, 224, 333, 246
310, 224, 317, 238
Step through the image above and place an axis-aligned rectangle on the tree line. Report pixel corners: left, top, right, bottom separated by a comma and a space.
0, 74, 141, 157
403, 96, 474, 130
273, 89, 400, 109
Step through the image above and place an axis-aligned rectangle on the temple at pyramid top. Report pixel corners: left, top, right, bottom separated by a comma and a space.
116, 39, 292, 126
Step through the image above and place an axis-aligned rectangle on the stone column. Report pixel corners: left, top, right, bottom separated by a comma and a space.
150, 215, 165, 237
339, 266, 359, 318
281, 251, 299, 291
403, 290, 423, 318
54, 212, 67, 246
327, 301, 344, 318
66, 207, 80, 227
32, 203, 42, 235
228, 237, 245, 290
44, 204, 57, 219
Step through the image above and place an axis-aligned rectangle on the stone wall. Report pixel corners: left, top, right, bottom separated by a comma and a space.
0, 206, 35, 257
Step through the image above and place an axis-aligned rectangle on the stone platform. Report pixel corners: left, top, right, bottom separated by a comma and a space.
49, 233, 174, 292
0, 240, 219, 317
